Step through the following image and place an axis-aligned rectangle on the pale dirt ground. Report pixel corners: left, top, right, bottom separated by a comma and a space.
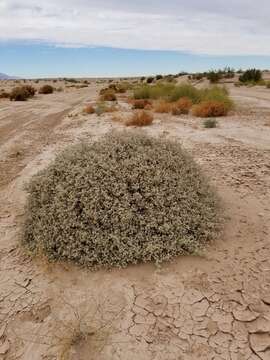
0, 80, 270, 360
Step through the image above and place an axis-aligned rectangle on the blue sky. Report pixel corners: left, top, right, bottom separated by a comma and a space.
1, 0, 270, 77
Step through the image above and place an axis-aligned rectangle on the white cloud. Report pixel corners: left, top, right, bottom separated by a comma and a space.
0, 0, 270, 55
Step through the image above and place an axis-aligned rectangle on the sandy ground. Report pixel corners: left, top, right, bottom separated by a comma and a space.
0, 81, 270, 360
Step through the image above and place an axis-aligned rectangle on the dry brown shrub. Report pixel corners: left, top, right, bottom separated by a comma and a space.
171, 97, 192, 115
154, 100, 172, 113
99, 89, 116, 101
192, 101, 228, 118
104, 104, 118, 113
39, 85, 54, 94
132, 99, 152, 109
125, 111, 154, 127
0, 91, 10, 99
83, 105, 95, 114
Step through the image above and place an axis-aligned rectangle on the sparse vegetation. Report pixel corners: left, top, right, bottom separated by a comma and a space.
125, 111, 154, 126
207, 71, 222, 84
204, 118, 218, 128
132, 99, 152, 109
171, 97, 192, 115
10, 85, 36, 101
83, 105, 95, 114
0, 91, 10, 99
23, 132, 221, 268
133, 83, 233, 116
239, 69, 262, 84
95, 102, 118, 116
192, 101, 228, 117
146, 77, 155, 84
154, 100, 172, 113
99, 89, 117, 101
39, 85, 54, 94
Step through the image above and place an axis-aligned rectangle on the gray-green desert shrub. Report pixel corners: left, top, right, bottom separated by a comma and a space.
204, 118, 218, 128
23, 132, 221, 268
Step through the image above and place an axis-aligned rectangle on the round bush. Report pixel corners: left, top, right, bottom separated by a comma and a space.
39, 85, 54, 94
23, 132, 220, 268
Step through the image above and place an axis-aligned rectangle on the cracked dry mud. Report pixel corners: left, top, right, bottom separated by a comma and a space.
0, 83, 270, 360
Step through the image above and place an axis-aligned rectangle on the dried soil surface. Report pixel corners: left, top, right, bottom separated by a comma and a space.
0, 82, 270, 360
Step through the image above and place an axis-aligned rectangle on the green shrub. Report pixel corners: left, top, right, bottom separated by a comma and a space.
204, 118, 218, 128
239, 69, 262, 83
199, 86, 234, 111
39, 85, 54, 94
169, 84, 201, 103
23, 132, 221, 268
147, 77, 154, 84
133, 83, 233, 109
207, 71, 222, 83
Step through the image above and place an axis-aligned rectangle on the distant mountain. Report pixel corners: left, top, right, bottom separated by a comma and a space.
0, 72, 18, 80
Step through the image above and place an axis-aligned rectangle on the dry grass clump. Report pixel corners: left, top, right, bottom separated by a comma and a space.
132, 99, 152, 109
99, 88, 117, 101
0, 91, 10, 99
39, 85, 54, 94
154, 100, 172, 113
171, 97, 192, 115
95, 102, 118, 116
192, 101, 228, 117
10, 85, 36, 101
83, 105, 95, 114
125, 111, 154, 126
23, 132, 221, 269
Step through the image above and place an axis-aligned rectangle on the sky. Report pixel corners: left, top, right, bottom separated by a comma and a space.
0, 0, 270, 77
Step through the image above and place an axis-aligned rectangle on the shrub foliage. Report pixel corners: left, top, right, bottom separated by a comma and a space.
192, 101, 228, 117
125, 111, 154, 126
10, 85, 36, 101
39, 85, 54, 94
23, 132, 220, 268
239, 69, 262, 83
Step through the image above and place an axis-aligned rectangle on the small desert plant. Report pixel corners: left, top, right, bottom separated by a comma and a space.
147, 77, 154, 84
207, 71, 222, 83
132, 99, 152, 109
154, 100, 172, 113
171, 97, 192, 115
83, 105, 95, 114
10, 86, 34, 101
0, 91, 10, 99
39, 85, 54, 94
95, 102, 118, 116
204, 118, 218, 128
99, 89, 116, 101
125, 111, 153, 126
192, 101, 228, 117
23, 85, 36, 97
266, 82, 270, 89
239, 69, 262, 83
23, 132, 221, 268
